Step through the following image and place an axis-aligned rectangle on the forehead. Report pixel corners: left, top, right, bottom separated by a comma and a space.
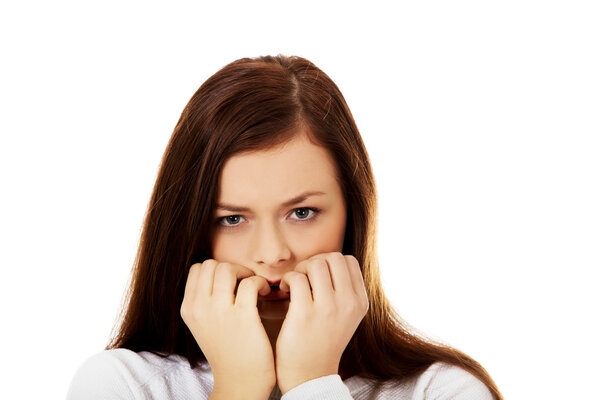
218, 133, 340, 204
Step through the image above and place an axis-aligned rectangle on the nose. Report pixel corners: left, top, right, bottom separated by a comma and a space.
251, 218, 291, 268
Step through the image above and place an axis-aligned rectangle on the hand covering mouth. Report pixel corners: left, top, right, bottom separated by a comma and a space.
260, 280, 289, 301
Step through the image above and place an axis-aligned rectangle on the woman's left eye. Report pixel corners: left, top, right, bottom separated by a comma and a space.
290, 207, 320, 221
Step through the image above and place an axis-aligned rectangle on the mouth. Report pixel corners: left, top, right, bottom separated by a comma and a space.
267, 279, 281, 288
260, 279, 289, 301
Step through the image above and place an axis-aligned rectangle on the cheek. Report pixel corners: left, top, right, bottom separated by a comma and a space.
295, 212, 347, 255
211, 234, 246, 262
321, 202, 347, 251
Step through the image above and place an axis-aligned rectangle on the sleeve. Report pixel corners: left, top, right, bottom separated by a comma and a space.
281, 374, 354, 400
66, 351, 139, 400
413, 363, 495, 400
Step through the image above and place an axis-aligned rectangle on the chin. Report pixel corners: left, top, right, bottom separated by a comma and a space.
257, 299, 290, 320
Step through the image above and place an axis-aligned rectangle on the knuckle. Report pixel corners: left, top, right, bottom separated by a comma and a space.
307, 253, 320, 261
288, 272, 307, 285
188, 262, 203, 276
179, 303, 189, 320
191, 259, 215, 275
344, 254, 358, 266
307, 253, 325, 263
214, 262, 234, 274
338, 295, 368, 317
237, 276, 256, 288
307, 258, 327, 272
180, 302, 203, 323
356, 294, 369, 315
189, 262, 202, 271
201, 259, 217, 268
363, 298, 370, 314
325, 251, 343, 261
288, 271, 308, 285
294, 259, 309, 272
330, 252, 346, 268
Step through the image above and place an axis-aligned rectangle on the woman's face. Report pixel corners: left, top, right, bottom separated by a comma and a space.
211, 129, 347, 319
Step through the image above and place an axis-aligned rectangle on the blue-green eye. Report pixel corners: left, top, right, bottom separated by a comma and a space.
290, 207, 320, 220
218, 215, 245, 227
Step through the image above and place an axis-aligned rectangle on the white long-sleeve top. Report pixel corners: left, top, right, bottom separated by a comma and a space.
66, 349, 494, 399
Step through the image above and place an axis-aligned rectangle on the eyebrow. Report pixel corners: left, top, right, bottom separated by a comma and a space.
216, 190, 327, 212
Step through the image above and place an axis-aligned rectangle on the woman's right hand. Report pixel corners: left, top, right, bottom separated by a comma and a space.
180, 259, 276, 398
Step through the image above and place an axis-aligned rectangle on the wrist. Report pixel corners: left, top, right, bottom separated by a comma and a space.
210, 384, 275, 400
278, 370, 339, 394
211, 374, 276, 400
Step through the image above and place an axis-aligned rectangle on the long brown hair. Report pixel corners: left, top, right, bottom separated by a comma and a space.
107, 54, 502, 399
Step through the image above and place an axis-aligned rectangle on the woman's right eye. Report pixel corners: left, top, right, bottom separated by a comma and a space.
218, 215, 245, 228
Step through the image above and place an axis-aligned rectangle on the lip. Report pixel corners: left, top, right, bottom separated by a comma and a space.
267, 279, 282, 287
258, 279, 290, 301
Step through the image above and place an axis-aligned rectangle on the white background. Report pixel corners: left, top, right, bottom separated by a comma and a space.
1, 1, 598, 399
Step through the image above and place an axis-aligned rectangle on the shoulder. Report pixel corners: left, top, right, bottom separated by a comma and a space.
344, 362, 495, 400
411, 362, 495, 400
66, 348, 214, 400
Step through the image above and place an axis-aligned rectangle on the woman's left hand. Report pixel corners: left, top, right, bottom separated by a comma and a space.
275, 252, 369, 394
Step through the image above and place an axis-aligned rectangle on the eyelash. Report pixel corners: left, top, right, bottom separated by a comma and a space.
216, 207, 322, 230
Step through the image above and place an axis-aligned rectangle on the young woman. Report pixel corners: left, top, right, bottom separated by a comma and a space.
67, 55, 503, 399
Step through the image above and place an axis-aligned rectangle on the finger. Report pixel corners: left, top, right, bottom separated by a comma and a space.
323, 252, 354, 296
181, 260, 217, 321
344, 255, 368, 301
280, 271, 312, 308
235, 275, 270, 309
295, 255, 336, 300
212, 262, 255, 304
183, 262, 202, 301
196, 259, 218, 296
181, 262, 205, 320
298, 258, 334, 304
